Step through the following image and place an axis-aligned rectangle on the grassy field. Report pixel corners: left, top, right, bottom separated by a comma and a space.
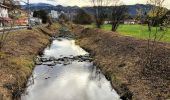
85, 24, 170, 43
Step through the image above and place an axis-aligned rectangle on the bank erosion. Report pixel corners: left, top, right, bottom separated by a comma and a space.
0, 24, 60, 100
70, 24, 170, 100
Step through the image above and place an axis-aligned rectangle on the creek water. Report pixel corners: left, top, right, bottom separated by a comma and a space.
21, 38, 120, 100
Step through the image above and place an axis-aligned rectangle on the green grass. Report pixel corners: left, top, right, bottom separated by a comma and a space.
85, 24, 170, 43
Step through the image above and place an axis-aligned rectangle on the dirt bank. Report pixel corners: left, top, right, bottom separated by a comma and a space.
70, 25, 170, 100
0, 24, 60, 100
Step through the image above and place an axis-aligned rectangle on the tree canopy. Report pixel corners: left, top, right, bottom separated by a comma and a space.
33, 10, 48, 23
74, 9, 93, 25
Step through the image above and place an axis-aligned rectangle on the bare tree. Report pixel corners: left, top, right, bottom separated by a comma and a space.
143, 0, 168, 76
0, 0, 18, 50
147, 0, 167, 27
91, 0, 111, 28
91, 0, 127, 31
0, 16, 12, 50
109, 4, 127, 31
147, 0, 167, 50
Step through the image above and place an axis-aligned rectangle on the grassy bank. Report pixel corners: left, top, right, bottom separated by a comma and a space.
85, 24, 170, 43
70, 24, 170, 100
0, 23, 60, 100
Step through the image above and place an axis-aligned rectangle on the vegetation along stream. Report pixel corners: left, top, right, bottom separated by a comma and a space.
21, 31, 120, 100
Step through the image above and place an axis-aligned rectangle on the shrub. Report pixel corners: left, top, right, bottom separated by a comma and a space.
73, 9, 93, 25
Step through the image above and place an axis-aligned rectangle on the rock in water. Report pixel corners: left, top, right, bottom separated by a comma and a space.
35, 57, 42, 65
43, 62, 56, 66
63, 60, 71, 65
49, 57, 56, 61
40, 57, 50, 62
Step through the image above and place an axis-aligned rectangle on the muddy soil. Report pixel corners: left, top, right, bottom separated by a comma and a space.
0, 24, 60, 100
69, 24, 170, 100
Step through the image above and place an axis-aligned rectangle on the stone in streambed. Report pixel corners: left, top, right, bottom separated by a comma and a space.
43, 61, 56, 66
35, 61, 43, 65
49, 57, 56, 61
40, 57, 49, 62
54, 61, 62, 64
35, 57, 42, 65
63, 60, 71, 65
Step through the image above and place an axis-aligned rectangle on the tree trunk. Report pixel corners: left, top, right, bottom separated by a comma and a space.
96, 23, 101, 28
96, 18, 102, 28
111, 23, 117, 32
159, 25, 163, 31
148, 22, 151, 32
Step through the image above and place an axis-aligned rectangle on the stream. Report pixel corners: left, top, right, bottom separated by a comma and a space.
21, 37, 120, 100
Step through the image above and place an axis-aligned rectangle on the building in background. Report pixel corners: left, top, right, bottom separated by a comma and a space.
49, 10, 76, 21
30, 17, 42, 26
49, 10, 60, 19
12, 9, 29, 26
0, 0, 11, 27
124, 19, 136, 24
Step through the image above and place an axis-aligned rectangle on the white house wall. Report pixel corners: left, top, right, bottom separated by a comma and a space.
0, 4, 9, 27
50, 10, 59, 19
0, 7, 8, 18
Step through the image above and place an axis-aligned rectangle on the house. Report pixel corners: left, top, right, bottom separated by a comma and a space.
12, 9, 29, 26
0, 0, 11, 27
104, 20, 111, 24
29, 11, 42, 25
30, 17, 42, 25
49, 10, 60, 19
15, 17, 28, 26
124, 19, 136, 24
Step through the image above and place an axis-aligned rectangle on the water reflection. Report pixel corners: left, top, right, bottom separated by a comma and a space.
21, 38, 120, 100
44, 39, 87, 58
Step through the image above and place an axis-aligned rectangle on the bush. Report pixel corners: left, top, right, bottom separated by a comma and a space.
58, 13, 69, 22
33, 10, 48, 23
73, 9, 93, 25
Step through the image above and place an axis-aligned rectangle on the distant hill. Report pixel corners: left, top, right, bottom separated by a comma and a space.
21, 3, 80, 13
83, 4, 154, 16
21, 3, 162, 16
127, 4, 153, 16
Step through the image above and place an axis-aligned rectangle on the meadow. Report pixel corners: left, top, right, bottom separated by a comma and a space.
85, 24, 170, 43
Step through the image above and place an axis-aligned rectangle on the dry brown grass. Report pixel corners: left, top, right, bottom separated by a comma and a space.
70, 25, 170, 100
0, 23, 60, 100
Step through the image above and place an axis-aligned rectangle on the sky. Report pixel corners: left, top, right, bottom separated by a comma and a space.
20, 0, 170, 9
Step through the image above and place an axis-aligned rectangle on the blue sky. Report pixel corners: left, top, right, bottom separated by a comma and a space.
20, 0, 170, 9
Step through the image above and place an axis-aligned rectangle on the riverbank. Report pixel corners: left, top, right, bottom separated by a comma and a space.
69, 24, 170, 100
0, 23, 60, 100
